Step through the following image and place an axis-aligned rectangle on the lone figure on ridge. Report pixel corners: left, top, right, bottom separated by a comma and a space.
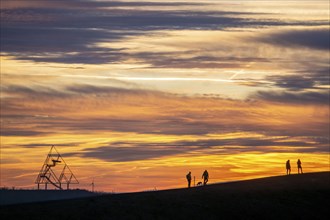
186, 171, 192, 188
202, 170, 209, 185
286, 160, 291, 175
297, 159, 303, 174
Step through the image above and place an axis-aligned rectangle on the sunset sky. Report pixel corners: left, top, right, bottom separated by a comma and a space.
1, 0, 329, 192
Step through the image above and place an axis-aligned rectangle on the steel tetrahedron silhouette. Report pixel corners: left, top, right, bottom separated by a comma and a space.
35, 145, 79, 190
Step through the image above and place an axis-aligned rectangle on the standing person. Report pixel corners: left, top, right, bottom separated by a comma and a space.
202, 170, 209, 185
297, 159, 303, 174
186, 171, 192, 188
286, 160, 291, 175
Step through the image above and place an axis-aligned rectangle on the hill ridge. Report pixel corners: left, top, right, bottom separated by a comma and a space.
1, 171, 329, 219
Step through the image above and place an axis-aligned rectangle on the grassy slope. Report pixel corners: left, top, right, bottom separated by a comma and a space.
1, 172, 329, 220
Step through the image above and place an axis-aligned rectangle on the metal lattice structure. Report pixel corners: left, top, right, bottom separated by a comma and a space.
35, 145, 79, 190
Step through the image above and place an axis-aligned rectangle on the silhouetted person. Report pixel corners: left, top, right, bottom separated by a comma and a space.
186, 171, 192, 188
202, 170, 209, 185
297, 159, 303, 174
286, 160, 291, 175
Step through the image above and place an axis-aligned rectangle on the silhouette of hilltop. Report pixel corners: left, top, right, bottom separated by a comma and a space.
1, 172, 329, 219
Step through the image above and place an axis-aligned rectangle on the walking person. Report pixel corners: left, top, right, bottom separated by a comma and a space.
202, 170, 209, 185
286, 160, 291, 175
297, 159, 303, 174
186, 171, 192, 188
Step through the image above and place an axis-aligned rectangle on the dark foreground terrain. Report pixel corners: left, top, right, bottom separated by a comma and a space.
1, 172, 329, 220
0, 189, 98, 205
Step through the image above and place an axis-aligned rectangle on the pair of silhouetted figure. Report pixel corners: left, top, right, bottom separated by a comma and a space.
286, 159, 303, 175
186, 170, 209, 188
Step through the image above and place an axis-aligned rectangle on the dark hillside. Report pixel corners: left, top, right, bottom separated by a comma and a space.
1, 172, 329, 220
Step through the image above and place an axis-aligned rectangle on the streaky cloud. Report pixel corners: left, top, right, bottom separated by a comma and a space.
257, 28, 330, 51
1, 2, 328, 64
63, 136, 329, 162
251, 90, 330, 105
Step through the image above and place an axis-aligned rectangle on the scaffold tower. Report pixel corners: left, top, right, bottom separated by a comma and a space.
35, 145, 79, 190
